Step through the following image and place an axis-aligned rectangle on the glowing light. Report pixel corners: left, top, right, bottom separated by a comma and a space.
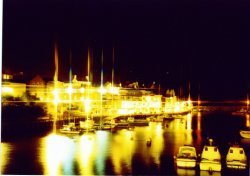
109, 86, 119, 94
2, 87, 13, 93
247, 100, 250, 106
41, 134, 75, 175
54, 43, 59, 82
246, 114, 250, 127
66, 85, 74, 95
156, 123, 162, 135
197, 112, 201, 130
186, 113, 192, 130
80, 88, 85, 93
95, 131, 109, 175
174, 103, 180, 112
53, 89, 59, 105
187, 99, 192, 106
0, 143, 12, 174
198, 100, 201, 106
111, 130, 134, 174
78, 134, 95, 175
98, 87, 107, 94
146, 96, 151, 102
84, 98, 91, 113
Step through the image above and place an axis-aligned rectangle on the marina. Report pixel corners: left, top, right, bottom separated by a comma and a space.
1, 108, 250, 175
2, 0, 250, 175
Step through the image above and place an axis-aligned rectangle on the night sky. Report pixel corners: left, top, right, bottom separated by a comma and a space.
3, 0, 250, 100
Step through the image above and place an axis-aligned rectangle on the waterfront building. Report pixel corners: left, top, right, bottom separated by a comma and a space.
27, 75, 46, 101
1, 73, 192, 118
2, 82, 26, 98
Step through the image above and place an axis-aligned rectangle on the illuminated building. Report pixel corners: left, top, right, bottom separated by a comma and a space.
28, 75, 46, 100
1, 72, 192, 118
2, 82, 26, 98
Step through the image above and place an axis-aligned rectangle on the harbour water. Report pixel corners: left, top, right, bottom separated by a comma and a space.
1, 106, 250, 175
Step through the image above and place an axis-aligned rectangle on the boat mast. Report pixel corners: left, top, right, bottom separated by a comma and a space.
198, 83, 201, 107
69, 49, 72, 124
111, 46, 115, 115
112, 47, 115, 88
101, 49, 104, 125
247, 82, 249, 111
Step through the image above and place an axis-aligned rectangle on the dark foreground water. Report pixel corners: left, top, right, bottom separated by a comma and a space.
1, 107, 250, 175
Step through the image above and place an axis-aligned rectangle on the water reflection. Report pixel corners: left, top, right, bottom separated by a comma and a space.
40, 134, 76, 175
78, 134, 95, 175
0, 143, 12, 174
246, 114, 249, 127
111, 129, 135, 174
95, 131, 110, 175
197, 112, 201, 130
176, 168, 196, 176
200, 170, 221, 176
2, 111, 250, 175
144, 123, 164, 166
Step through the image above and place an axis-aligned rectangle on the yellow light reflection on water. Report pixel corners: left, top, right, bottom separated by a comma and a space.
95, 131, 110, 175
112, 129, 134, 175
186, 113, 192, 130
197, 111, 201, 130
0, 143, 12, 174
246, 114, 250, 127
167, 114, 194, 155
78, 134, 95, 175
40, 134, 75, 175
144, 123, 164, 166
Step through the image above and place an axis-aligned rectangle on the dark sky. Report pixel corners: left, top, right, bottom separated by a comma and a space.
3, 0, 250, 100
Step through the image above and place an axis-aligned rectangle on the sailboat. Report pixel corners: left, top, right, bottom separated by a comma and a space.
98, 47, 117, 130
59, 51, 80, 135
60, 122, 79, 134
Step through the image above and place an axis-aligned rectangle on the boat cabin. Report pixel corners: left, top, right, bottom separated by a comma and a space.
226, 145, 247, 169
200, 145, 222, 172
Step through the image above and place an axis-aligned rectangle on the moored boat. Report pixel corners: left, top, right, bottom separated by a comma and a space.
232, 108, 249, 116
100, 120, 116, 130
128, 116, 149, 126
175, 145, 197, 169
199, 139, 222, 172
226, 144, 247, 169
59, 122, 80, 135
80, 118, 95, 132
239, 130, 250, 139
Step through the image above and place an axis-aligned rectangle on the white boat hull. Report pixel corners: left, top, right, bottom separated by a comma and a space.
226, 145, 248, 170
226, 161, 247, 169
240, 130, 250, 139
176, 158, 197, 168
59, 129, 80, 135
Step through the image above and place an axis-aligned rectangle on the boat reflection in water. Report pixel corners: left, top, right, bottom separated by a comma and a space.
1, 111, 250, 175
199, 139, 222, 174
176, 168, 196, 176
